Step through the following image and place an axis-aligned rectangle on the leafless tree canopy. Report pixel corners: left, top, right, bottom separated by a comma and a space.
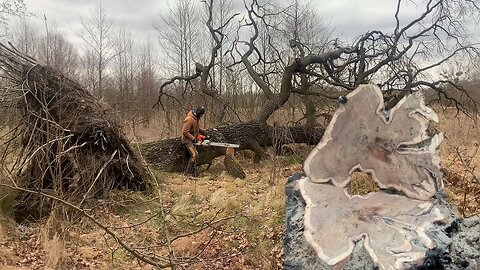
76, 2, 116, 97
155, 0, 480, 124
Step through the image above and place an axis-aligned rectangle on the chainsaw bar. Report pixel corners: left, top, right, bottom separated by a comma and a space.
194, 140, 240, 148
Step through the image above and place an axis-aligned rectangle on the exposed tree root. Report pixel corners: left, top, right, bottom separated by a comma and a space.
0, 44, 150, 220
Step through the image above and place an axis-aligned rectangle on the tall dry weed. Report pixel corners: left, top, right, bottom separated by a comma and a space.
40, 215, 66, 269
438, 108, 480, 216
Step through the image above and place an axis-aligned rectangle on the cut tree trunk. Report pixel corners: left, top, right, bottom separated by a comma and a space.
286, 84, 479, 269
142, 121, 324, 176
285, 173, 480, 270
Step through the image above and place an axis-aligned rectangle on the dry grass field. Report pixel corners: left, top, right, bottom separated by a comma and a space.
437, 108, 480, 216
0, 108, 478, 269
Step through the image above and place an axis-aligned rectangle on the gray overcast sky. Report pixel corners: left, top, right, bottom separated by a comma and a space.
22, 0, 165, 47
19, 0, 422, 48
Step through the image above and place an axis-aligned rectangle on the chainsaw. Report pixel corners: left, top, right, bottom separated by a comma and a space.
193, 134, 240, 148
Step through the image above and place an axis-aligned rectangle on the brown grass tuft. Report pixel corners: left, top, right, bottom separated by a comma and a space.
349, 171, 380, 196
43, 234, 65, 269
39, 215, 66, 269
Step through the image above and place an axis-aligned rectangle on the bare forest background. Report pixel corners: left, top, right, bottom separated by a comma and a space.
10, 0, 326, 139
8, 0, 480, 140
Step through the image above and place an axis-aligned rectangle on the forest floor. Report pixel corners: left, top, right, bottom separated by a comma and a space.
0, 109, 479, 270
0, 149, 302, 269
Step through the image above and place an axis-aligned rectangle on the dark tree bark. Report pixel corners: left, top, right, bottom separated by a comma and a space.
142, 121, 324, 173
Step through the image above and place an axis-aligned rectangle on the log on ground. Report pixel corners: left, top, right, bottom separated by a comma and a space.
142, 121, 324, 174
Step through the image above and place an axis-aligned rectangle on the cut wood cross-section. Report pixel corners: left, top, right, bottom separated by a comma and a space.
296, 84, 454, 270
303, 84, 442, 200
298, 178, 451, 269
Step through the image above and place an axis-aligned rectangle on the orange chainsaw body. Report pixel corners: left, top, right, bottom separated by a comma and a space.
196, 134, 206, 143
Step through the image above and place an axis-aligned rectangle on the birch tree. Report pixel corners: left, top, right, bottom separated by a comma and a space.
76, 2, 116, 96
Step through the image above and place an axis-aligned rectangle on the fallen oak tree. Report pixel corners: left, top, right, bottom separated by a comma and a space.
154, 0, 480, 154
152, 0, 479, 179
142, 121, 324, 178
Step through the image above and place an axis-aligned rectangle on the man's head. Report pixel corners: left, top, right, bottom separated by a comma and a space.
192, 106, 205, 118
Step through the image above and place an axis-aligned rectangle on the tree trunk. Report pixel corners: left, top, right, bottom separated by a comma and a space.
303, 95, 316, 129
142, 121, 324, 172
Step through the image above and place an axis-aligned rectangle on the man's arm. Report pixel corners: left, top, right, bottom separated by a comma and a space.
182, 119, 196, 141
